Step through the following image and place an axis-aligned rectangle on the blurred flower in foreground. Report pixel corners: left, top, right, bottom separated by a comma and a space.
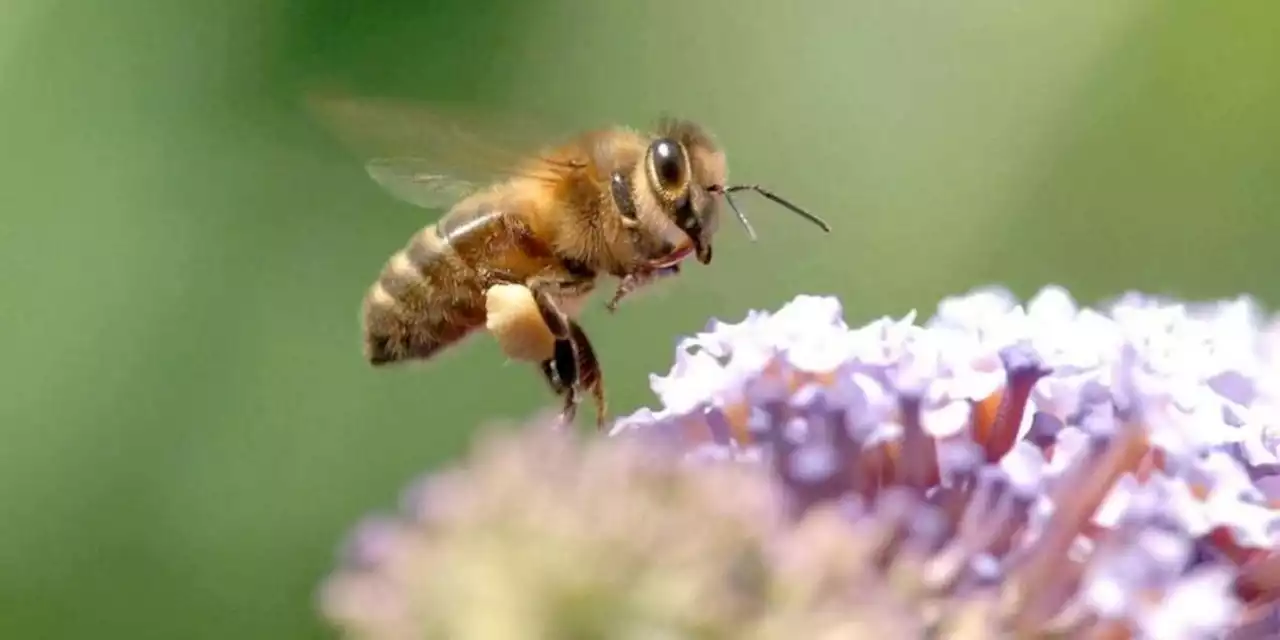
322, 285, 1280, 638
321, 417, 791, 639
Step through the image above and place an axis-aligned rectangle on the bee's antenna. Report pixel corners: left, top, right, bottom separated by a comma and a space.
717, 189, 758, 241
722, 184, 831, 233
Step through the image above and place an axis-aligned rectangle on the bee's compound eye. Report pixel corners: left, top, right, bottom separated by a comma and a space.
649, 138, 686, 191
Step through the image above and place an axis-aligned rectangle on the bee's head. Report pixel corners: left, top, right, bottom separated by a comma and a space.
638, 118, 727, 265
635, 117, 829, 267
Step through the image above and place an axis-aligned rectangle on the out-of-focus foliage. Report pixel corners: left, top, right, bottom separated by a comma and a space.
0, 0, 1277, 638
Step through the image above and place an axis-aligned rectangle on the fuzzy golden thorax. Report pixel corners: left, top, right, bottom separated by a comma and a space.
522, 119, 729, 277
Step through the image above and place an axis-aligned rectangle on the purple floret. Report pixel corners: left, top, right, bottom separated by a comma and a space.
611, 284, 1280, 633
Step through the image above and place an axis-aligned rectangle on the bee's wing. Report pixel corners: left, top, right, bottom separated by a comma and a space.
308, 90, 578, 210
363, 157, 482, 210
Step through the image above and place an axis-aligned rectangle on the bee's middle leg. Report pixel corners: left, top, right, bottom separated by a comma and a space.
567, 320, 606, 429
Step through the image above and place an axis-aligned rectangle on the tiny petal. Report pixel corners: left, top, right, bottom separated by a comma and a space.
1135, 567, 1242, 639
998, 441, 1047, 496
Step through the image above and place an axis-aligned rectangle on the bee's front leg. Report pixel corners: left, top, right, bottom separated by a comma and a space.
606, 264, 681, 313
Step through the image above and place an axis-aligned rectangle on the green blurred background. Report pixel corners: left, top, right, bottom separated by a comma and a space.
2, 0, 1277, 637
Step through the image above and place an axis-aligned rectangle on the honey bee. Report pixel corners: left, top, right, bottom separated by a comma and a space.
311, 94, 830, 429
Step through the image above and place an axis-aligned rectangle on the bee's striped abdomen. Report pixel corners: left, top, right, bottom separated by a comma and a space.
361, 218, 489, 366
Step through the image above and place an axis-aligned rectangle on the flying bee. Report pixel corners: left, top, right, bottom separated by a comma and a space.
310, 94, 831, 429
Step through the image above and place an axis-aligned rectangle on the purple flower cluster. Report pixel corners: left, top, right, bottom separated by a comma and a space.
610, 285, 1280, 636
320, 285, 1280, 639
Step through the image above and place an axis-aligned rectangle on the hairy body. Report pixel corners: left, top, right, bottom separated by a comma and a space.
324, 96, 830, 428
361, 125, 713, 365
360, 122, 729, 425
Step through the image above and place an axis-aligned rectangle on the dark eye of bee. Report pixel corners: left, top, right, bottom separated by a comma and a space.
649, 138, 686, 191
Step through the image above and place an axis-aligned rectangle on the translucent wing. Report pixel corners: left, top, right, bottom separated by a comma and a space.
363, 157, 481, 210
307, 89, 580, 210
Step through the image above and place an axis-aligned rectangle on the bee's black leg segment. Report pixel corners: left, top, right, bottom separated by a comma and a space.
560, 386, 579, 424
567, 321, 607, 430
538, 338, 582, 425
535, 326, 604, 429
550, 338, 578, 392
540, 358, 567, 395
521, 275, 600, 426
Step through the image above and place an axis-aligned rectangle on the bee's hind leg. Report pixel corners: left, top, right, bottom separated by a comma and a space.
540, 338, 581, 424
537, 327, 607, 430
522, 284, 582, 425
523, 279, 607, 428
